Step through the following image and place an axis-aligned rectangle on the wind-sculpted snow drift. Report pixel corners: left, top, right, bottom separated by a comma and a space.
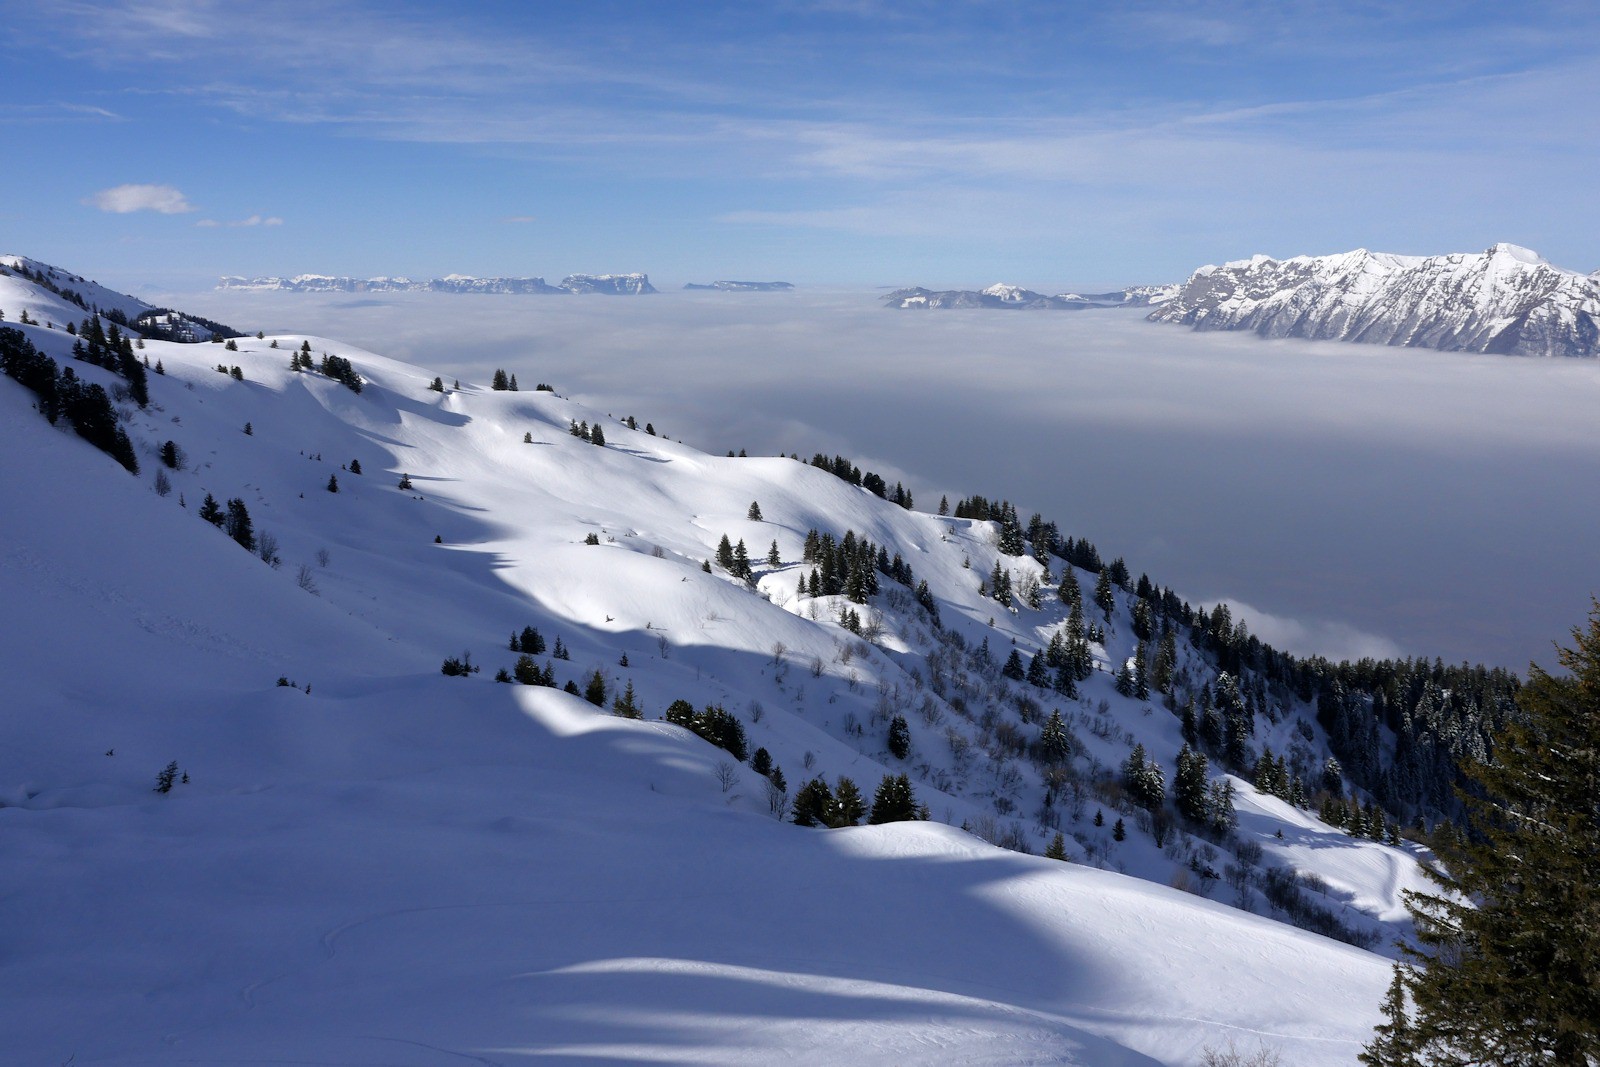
1151, 243, 1600, 357
0, 255, 1419, 1065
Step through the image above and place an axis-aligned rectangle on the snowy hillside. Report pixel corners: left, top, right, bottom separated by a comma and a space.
0, 259, 1426, 1064
1150, 243, 1600, 356
218, 273, 657, 295
887, 283, 1178, 310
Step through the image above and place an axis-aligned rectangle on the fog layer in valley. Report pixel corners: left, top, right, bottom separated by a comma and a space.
182, 286, 1600, 671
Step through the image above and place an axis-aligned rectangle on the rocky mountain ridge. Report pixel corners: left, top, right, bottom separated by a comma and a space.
1150, 243, 1600, 357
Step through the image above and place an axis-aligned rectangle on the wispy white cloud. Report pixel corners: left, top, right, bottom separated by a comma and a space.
84, 183, 194, 214
501, 215, 538, 224
196, 213, 284, 228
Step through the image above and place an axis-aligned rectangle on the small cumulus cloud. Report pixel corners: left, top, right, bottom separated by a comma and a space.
84, 183, 195, 214
501, 215, 538, 223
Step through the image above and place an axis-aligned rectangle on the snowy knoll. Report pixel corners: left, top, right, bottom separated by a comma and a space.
0, 259, 1437, 1064
887, 282, 1177, 310
1150, 243, 1600, 357
218, 272, 657, 295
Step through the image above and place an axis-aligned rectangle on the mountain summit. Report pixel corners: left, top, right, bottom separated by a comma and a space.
1150, 244, 1600, 357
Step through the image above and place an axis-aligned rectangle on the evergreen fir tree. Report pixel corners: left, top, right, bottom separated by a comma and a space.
1046, 832, 1068, 861
887, 714, 910, 760
198, 492, 225, 527
1038, 710, 1071, 764
224, 498, 255, 551
1094, 568, 1115, 622
1175, 744, 1210, 823
867, 773, 918, 824
792, 777, 834, 827
747, 501, 762, 521
831, 777, 865, 827
767, 540, 781, 566
1365, 605, 1600, 1066
611, 680, 641, 719
326, 474, 339, 493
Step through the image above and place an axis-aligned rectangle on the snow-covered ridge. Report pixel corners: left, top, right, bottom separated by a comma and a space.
1151, 243, 1600, 357
886, 282, 1178, 310
218, 272, 657, 295
2, 253, 155, 321
683, 280, 795, 291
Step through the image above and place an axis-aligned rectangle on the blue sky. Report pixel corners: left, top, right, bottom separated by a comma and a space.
4, 0, 1598, 288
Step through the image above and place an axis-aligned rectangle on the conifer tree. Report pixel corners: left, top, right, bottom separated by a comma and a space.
1364, 604, 1600, 1066
792, 777, 834, 827
867, 773, 919, 824
767, 540, 781, 566
1175, 744, 1210, 823
326, 474, 339, 493
583, 670, 607, 706
716, 534, 735, 571
1094, 568, 1115, 622
831, 777, 865, 827
1046, 833, 1068, 861
224, 498, 255, 551
747, 501, 762, 521
612, 680, 641, 719
198, 492, 225, 527
1038, 709, 1071, 764
887, 714, 910, 759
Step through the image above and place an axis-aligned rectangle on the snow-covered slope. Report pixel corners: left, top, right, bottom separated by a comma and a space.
0, 261, 1408, 1064
1150, 243, 1600, 356
218, 273, 658, 295
887, 282, 1178, 310
1, 253, 155, 323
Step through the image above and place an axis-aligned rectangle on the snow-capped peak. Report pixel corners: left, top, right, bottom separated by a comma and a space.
1151, 244, 1600, 357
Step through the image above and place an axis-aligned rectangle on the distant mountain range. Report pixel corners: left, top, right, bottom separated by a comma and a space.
218, 273, 657, 295
885, 282, 1177, 310
1150, 243, 1600, 357
683, 280, 795, 291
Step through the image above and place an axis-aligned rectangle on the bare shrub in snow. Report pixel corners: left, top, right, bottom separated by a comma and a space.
1198, 1039, 1284, 1067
